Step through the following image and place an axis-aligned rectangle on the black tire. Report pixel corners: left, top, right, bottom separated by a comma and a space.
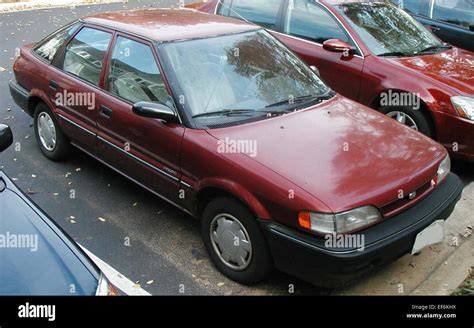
379, 106, 434, 138
201, 197, 273, 284
34, 102, 70, 161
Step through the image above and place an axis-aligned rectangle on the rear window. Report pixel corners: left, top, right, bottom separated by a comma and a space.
218, 0, 283, 29
34, 23, 80, 63
61, 27, 112, 86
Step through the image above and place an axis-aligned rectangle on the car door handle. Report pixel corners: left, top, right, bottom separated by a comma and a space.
49, 80, 59, 91
100, 105, 113, 119
429, 25, 441, 32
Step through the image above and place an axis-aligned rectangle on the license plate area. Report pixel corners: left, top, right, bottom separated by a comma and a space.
411, 220, 444, 255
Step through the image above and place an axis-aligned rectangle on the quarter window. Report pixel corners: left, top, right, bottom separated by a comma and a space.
218, 0, 283, 29
107, 36, 174, 107
61, 27, 112, 86
285, 0, 354, 46
34, 23, 80, 62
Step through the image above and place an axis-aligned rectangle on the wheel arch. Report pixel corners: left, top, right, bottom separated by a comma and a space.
370, 89, 437, 139
195, 183, 271, 221
27, 89, 55, 117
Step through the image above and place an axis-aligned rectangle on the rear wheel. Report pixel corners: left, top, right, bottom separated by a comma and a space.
379, 106, 434, 138
201, 197, 273, 284
34, 102, 70, 161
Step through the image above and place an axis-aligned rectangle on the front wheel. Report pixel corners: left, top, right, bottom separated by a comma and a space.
34, 102, 70, 161
201, 197, 273, 284
379, 106, 434, 138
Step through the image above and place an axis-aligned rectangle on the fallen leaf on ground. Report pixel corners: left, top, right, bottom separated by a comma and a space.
461, 226, 473, 239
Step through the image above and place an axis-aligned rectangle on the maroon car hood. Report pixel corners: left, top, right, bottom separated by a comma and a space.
389, 48, 474, 94
207, 96, 446, 213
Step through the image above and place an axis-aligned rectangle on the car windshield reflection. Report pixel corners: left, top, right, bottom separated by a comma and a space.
159, 30, 331, 127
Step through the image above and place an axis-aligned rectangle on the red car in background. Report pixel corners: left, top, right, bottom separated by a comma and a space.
192, 0, 474, 161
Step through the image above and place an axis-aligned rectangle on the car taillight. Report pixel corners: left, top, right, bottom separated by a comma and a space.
96, 274, 120, 296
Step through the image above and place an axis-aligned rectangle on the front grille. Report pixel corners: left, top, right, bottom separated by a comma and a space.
381, 178, 435, 218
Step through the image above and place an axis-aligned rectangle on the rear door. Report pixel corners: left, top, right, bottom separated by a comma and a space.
48, 25, 113, 150
97, 33, 185, 204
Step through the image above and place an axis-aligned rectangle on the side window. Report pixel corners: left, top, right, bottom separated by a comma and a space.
285, 0, 355, 47
107, 36, 174, 107
34, 23, 80, 62
218, 0, 283, 29
61, 27, 112, 86
433, 0, 474, 29
399, 0, 431, 16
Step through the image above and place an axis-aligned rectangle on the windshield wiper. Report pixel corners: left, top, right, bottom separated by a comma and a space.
192, 108, 290, 119
416, 44, 452, 54
266, 93, 334, 109
378, 51, 413, 57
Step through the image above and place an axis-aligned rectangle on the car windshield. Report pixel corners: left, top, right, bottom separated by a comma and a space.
158, 30, 331, 127
335, 2, 445, 56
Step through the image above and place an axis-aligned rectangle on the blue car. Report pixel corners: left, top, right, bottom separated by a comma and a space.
393, 0, 474, 52
0, 124, 118, 295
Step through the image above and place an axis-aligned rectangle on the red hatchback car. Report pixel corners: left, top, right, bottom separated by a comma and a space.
192, 0, 474, 161
9, 9, 463, 287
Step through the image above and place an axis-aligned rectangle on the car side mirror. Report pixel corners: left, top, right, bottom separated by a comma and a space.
323, 39, 354, 55
0, 124, 13, 152
132, 102, 178, 122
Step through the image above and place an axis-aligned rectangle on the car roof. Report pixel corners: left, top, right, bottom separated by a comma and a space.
81, 8, 260, 42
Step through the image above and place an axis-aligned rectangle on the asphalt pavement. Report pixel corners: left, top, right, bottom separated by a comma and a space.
0, 0, 472, 295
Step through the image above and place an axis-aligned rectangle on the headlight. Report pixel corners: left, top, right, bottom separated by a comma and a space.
298, 206, 382, 234
437, 154, 451, 184
451, 96, 474, 120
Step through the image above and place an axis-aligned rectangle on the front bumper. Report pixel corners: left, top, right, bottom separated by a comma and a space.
433, 111, 474, 161
260, 173, 463, 288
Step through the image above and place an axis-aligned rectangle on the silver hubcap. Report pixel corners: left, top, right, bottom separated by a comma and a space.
210, 213, 252, 271
387, 111, 418, 131
37, 112, 57, 151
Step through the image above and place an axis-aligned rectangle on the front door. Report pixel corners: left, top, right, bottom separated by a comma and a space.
97, 34, 185, 204
273, 0, 364, 101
